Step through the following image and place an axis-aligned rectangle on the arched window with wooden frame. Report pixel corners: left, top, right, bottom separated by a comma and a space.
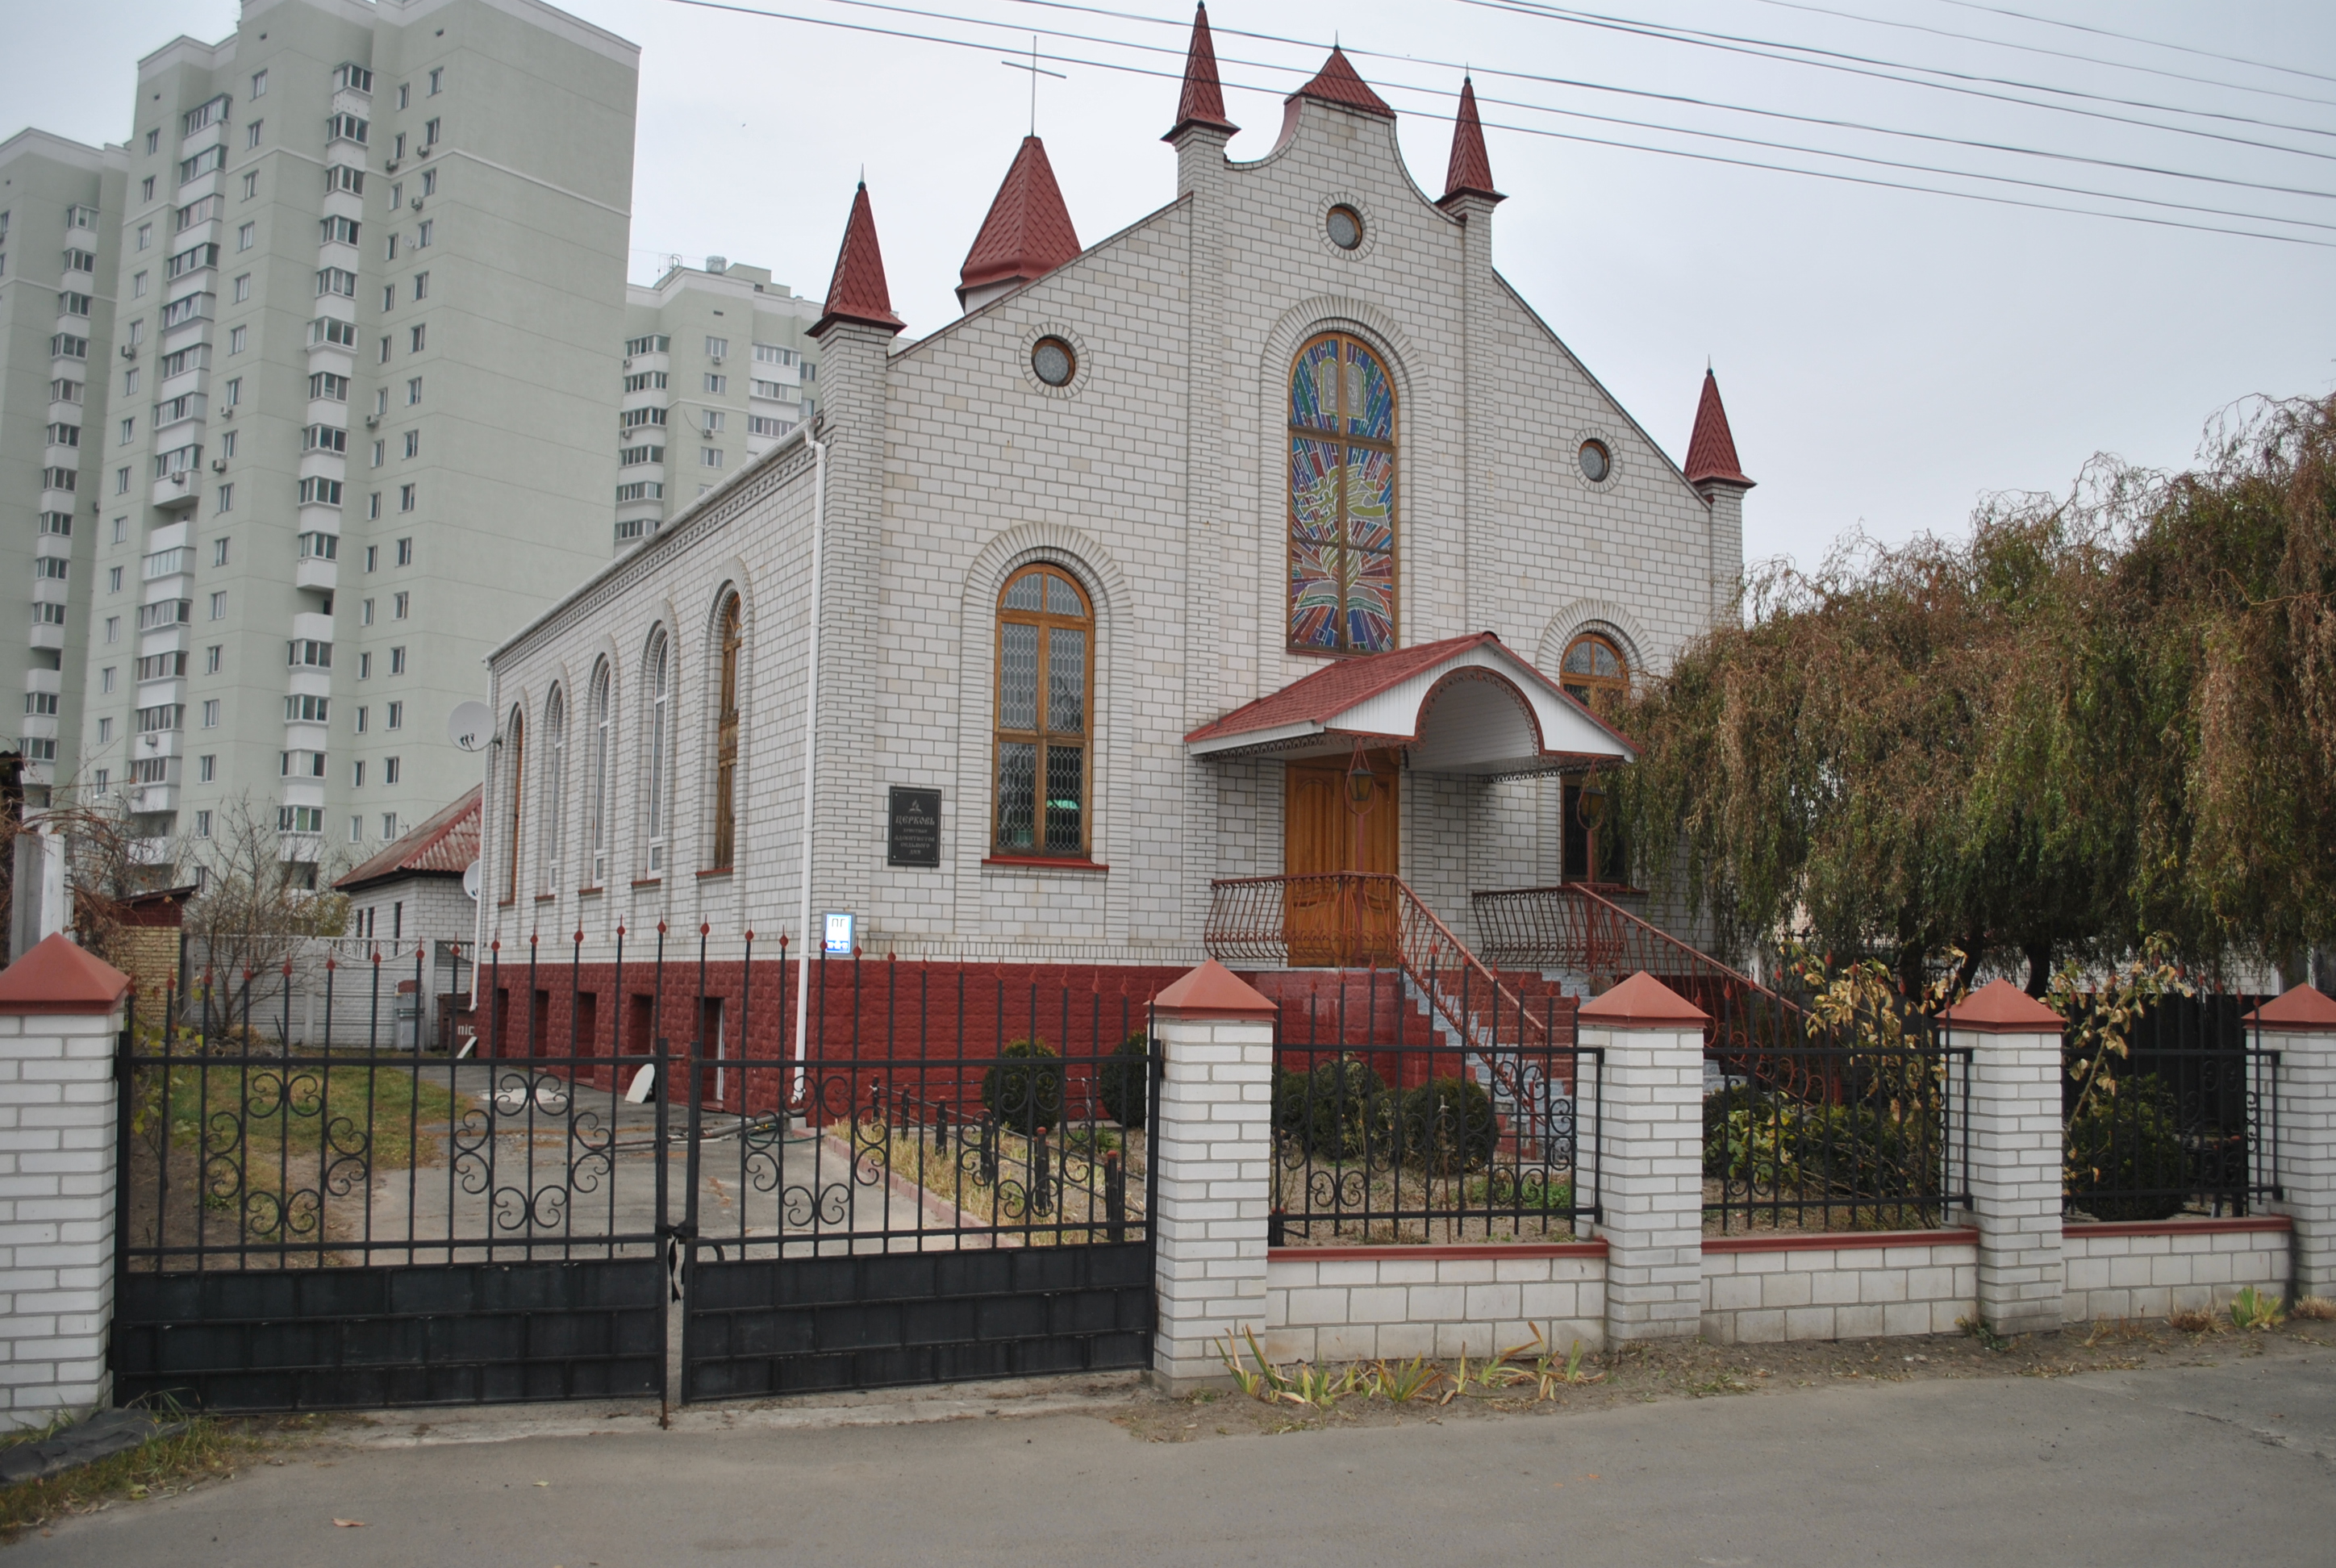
586, 657, 611, 887
1558, 632, 1629, 717
710, 593, 743, 871
502, 704, 526, 903
1287, 331, 1397, 656
538, 685, 565, 893
993, 564, 1093, 858
643, 628, 671, 874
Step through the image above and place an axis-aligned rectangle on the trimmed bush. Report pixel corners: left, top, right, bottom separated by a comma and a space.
2066, 1079, 2188, 1223
1396, 1076, 1498, 1174
1096, 1032, 1150, 1129
1273, 1054, 1389, 1161
981, 1037, 1066, 1135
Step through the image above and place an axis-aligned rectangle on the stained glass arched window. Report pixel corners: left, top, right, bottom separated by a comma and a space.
994, 564, 1092, 857
1288, 332, 1396, 655
1560, 632, 1628, 713
711, 593, 742, 870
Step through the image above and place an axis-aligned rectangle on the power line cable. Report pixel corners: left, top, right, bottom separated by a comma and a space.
649, 0, 2336, 248
1928, 0, 2336, 90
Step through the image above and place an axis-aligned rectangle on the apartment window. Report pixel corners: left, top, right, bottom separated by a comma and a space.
327, 164, 363, 196
115, 469, 131, 494
416, 219, 432, 248
398, 483, 416, 512
308, 372, 348, 401
288, 639, 332, 669
124, 365, 141, 393
298, 532, 336, 561
141, 177, 155, 202
413, 271, 428, 300
703, 411, 728, 433
373, 388, 389, 416
195, 810, 214, 839
365, 545, 379, 572
107, 566, 123, 594
382, 284, 395, 312
390, 647, 406, 674
298, 478, 344, 509
393, 592, 409, 619
379, 336, 391, 365
201, 699, 219, 728
132, 271, 148, 298
39, 512, 73, 537
223, 377, 240, 407
625, 334, 670, 357
229, 326, 247, 354
240, 170, 258, 199
429, 68, 443, 95
311, 316, 357, 348
386, 233, 398, 261
236, 221, 253, 251
209, 591, 227, 620
749, 416, 787, 439
385, 757, 401, 785
112, 517, 127, 545
393, 133, 406, 161
386, 701, 403, 728
704, 373, 727, 394
32, 604, 65, 629
372, 440, 384, 467
252, 69, 267, 98
280, 807, 324, 834
753, 343, 792, 366
215, 483, 232, 512
199, 753, 215, 782
700, 448, 724, 469
352, 761, 365, 787
98, 719, 113, 744
361, 598, 375, 627
120, 418, 135, 445
394, 537, 413, 565
420, 169, 436, 198
94, 769, 108, 790
382, 813, 399, 840
624, 371, 667, 393
403, 430, 419, 459
205, 645, 220, 673
100, 666, 115, 694
62, 292, 93, 317
105, 616, 120, 644
409, 323, 426, 352
146, 129, 160, 155
398, 83, 411, 111
355, 706, 368, 732
212, 537, 230, 567
232, 273, 250, 302
317, 266, 357, 298
245, 120, 263, 149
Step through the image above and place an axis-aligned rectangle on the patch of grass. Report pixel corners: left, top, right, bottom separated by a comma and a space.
2167, 1305, 2225, 1334
2292, 1295, 2336, 1322
0, 1412, 302, 1541
136, 1056, 462, 1170
1957, 1316, 2013, 1352
2230, 1285, 2286, 1331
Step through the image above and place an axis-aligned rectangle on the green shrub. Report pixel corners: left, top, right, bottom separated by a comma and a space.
981, 1037, 1066, 1134
1271, 1054, 1389, 1161
1704, 1085, 1925, 1200
1396, 1076, 1498, 1174
2066, 1079, 2187, 1223
1096, 1032, 1150, 1128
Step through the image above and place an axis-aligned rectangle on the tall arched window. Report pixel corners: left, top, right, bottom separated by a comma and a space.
644, 629, 670, 874
586, 658, 611, 887
994, 564, 1092, 858
539, 685, 565, 892
711, 594, 742, 870
1288, 332, 1397, 656
1559, 633, 1628, 715
502, 705, 526, 903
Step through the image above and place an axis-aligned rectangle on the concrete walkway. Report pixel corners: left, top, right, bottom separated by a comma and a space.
23, 1341, 2334, 1565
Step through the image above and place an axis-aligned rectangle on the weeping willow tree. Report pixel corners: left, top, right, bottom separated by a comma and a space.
1618, 393, 2335, 990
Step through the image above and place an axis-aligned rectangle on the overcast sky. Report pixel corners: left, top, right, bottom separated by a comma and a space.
11, 0, 2332, 569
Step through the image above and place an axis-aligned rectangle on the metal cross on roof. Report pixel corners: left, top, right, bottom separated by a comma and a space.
1000, 35, 1066, 138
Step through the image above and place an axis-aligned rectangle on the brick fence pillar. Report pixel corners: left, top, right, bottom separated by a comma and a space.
1579, 973, 1708, 1343
2250, 984, 2336, 1300
1943, 979, 2067, 1336
0, 934, 132, 1428
1147, 960, 1277, 1395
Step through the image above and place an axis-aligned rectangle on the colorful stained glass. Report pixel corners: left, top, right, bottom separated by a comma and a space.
1289, 542, 1342, 650
1290, 438, 1340, 541
1345, 342, 1392, 441
1288, 332, 1395, 654
1346, 548, 1395, 653
1290, 338, 1340, 432
1345, 447, 1393, 547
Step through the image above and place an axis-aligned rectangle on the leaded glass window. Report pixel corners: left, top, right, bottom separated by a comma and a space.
1288, 332, 1396, 655
539, 685, 565, 893
1560, 633, 1627, 713
994, 564, 1092, 857
587, 658, 611, 886
644, 628, 670, 874
711, 594, 742, 869
503, 706, 525, 903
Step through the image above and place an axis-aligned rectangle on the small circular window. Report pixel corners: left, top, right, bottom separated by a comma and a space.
1578, 440, 1612, 483
1325, 205, 1363, 251
1031, 336, 1075, 387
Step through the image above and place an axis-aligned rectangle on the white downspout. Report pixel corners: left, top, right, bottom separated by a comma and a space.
791, 432, 828, 1097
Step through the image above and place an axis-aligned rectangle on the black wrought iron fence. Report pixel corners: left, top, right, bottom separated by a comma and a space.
1266, 974, 1600, 1245
2061, 993, 2280, 1220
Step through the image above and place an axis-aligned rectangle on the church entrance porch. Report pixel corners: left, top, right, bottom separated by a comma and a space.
1283, 749, 1401, 965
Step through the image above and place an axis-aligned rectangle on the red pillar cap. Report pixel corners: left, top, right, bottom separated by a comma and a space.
1578, 971, 1708, 1028
0, 933, 133, 1015
1940, 977, 2063, 1034
1153, 959, 1279, 1021
2244, 982, 2336, 1032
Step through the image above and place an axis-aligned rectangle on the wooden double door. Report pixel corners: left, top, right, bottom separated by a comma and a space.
1283, 751, 1400, 965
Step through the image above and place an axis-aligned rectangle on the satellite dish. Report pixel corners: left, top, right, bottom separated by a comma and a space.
461, 860, 482, 901
448, 701, 494, 753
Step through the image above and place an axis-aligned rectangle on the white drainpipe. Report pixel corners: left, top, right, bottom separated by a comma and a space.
791, 432, 828, 1096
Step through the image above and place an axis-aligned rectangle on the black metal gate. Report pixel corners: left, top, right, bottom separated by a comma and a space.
111, 939, 1158, 1412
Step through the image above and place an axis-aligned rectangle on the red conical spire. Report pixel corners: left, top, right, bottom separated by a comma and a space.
1684, 369, 1754, 489
957, 137, 1083, 309
811, 181, 904, 340
1164, 2, 1239, 142
1438, 77, 1502, 206
1289, 46, 1395, 120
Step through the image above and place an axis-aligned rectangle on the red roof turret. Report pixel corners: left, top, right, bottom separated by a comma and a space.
1683, 369, 1754, 490
1288, 46, 1395, 120
957, 137, 1082, 309
811, 181, 904, 340
1438, 77, 1502, 206
1164, 2, 1239, 142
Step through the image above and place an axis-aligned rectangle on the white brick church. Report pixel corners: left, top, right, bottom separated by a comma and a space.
479, 6, 1753, 974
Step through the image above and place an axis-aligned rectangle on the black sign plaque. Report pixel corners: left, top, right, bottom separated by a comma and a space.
886, 786, 942, 868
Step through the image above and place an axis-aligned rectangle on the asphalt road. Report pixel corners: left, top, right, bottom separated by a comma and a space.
25, 1344, 2335, 1566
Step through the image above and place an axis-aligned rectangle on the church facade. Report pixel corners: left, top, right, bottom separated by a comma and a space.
478, 7, 1752, 973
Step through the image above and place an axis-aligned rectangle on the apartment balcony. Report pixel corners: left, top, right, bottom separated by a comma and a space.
32, 579, 67, 608
152, 468, 202, 511
28, 623, 65, 653
294, 557, 338, 593
128, 835, 176, 865
279, 832, 323, 864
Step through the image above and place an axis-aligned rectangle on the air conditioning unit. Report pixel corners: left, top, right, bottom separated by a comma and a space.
384, 161, 399, 173
221, 407, 233, 419
211, 457, 226, 473
119, 344, 136, 360
410, 197, 423, 211
364, 415, 380, 428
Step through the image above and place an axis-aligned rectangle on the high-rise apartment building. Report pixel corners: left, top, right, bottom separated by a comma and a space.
2, 131, 127, 796
615, 257, 819, 548
61, 0, 638, 878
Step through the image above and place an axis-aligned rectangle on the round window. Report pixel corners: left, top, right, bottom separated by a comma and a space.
1325, 205, 1363, 251
1031, 337, 1075, 388
1578, 440, 1611, 483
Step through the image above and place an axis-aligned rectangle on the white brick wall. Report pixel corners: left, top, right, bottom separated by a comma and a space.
1954, 1024, 2067, 1333
1700, 1232, 1977, 1345
2267, 1023, 2336, 1297
0, 1009, 120, 1428
1584, 1019, 1705, 1341
1266, 1245, 1605, 1362
1150, 1011, 1275, 1391
2062, 1220, 2292, 1321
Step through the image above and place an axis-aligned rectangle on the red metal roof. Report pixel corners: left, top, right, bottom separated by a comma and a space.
811, 181, 905, 339
1579, 971, 1708, 1028
336, 786, 481, 894
0, 933, 131, 1015
1940, 977, 2063, 1034
958, 137, 1082, 302
1684, 369, 1753, 489
2246, 982, 2336, 1032
1439, 77, 1501, 206
1164, 2, 1239, 141
1154, 959, 1279, 1020
1287, 47, 1395, 120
